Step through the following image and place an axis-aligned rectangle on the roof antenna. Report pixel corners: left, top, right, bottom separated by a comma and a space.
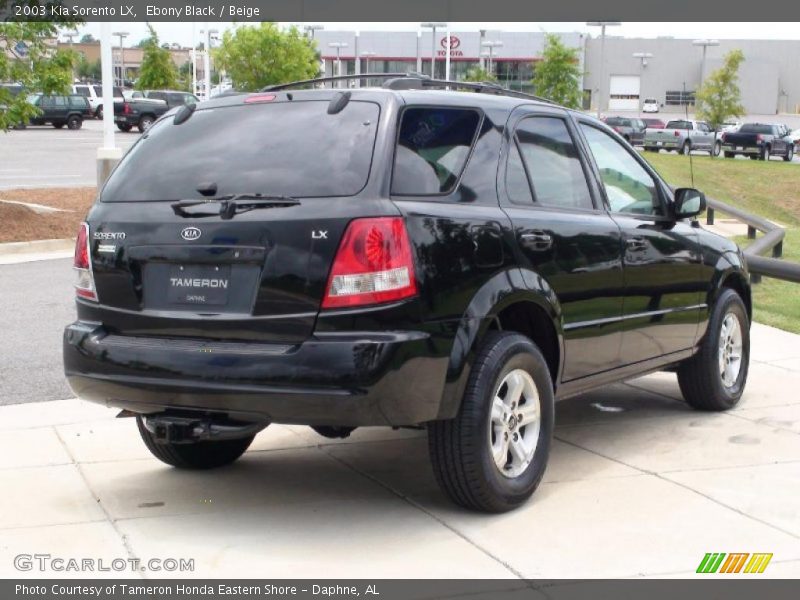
684, 81, 695, 188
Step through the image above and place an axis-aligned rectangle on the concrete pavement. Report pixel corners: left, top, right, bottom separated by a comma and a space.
1, 322, 799, 579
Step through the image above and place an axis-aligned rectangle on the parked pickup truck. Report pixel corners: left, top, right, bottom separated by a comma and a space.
643, 119, 715, 155
603, 116, 646, 145
114, 96, 169, 133
720, 123, 795, 161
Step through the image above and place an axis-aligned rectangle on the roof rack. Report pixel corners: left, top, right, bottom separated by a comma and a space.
260, 73, 557, 105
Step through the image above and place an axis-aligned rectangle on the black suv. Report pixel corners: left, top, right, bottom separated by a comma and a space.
63, 76, 751, 512
26, 93, 92, 129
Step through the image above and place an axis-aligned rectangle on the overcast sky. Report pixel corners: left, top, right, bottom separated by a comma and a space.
70, 22, 800, 47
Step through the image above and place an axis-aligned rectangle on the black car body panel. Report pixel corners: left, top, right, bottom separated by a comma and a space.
64, 87, 750, 427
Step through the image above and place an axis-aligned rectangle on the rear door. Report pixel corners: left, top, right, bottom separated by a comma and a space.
88, 96, 390, 343
501, 107, 625, 381
576, 119, 703, 363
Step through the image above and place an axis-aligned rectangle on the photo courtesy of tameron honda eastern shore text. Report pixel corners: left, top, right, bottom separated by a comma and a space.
63, 74, 751, 512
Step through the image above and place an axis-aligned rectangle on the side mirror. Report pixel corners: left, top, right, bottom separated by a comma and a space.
673, 188, 706, 219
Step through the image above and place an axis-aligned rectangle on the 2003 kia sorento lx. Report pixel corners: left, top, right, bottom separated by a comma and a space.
64, 75, 751, 512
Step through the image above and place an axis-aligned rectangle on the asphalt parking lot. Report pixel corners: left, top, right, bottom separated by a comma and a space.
0, 120, 138, 190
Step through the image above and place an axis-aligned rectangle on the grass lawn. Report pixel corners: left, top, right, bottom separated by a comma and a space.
643, 152, 800, 334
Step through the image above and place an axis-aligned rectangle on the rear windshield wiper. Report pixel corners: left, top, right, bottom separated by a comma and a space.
171, 193, 300, 220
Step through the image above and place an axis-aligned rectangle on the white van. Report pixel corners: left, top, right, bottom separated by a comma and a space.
642, 98, 660, 113
72, 83, 124, 119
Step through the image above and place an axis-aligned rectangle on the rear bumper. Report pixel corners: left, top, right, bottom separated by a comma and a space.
722, 144, 762, 154
64, 321, 448, 427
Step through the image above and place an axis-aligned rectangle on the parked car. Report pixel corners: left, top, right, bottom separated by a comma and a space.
64, 77, 752, 513
641, 117, 665, 129
789, 129, 800, 153
113, 95, 169, 132
603, 116, 647, 145
643, 119, 716, 155
72, 83, 125, 119
132, 90, 199, 109
720, 123, 795, 161
25, 93, 92, 129
642, 98, 660, 113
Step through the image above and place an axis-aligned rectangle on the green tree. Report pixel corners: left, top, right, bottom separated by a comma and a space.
135, 24, 178, 90
0, 21, 78, 130
213, 23, 320, 91
76, 55, 101, 81
80, 33, 96, 44
695, 49, 746, 134
531, 33, 582, 108
464, 66, 497, 83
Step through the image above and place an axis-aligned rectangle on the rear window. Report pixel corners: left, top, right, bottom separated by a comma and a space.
666, 120, 692, 130
69, 96, 88, 109
392, 107, 481, 195
101, 100, 381, 202
740, 124, 773, 134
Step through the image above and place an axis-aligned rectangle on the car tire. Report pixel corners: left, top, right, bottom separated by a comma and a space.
644, 146, 656, 153
677, 288, 749, 412
761, 146, 771, 161
783, 146, 794, 162
428, 331, 554, 513
749, 155, 759, 160
681, 141, 692, 155
95, 105, 103, 120
53, 123, 64, 129
136, 416, 255, 469
67, 116, 82, 130
724, 151, 734, 158
138, 115, 155, 133
713, 141, 721, 156
117, 124, 133, 132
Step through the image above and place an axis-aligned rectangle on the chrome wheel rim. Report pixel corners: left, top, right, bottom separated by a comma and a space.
488, 369, 541, 479
718, 312, 743, 388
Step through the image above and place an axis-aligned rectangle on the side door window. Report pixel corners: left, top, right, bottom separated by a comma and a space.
510, 117, 594, 210
579, 124, 663, 217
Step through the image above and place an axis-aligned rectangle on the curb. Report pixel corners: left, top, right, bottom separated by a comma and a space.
0, 238, 74, 257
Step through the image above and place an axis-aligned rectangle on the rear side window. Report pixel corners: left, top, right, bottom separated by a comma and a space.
101, 100, 381, 202
740, 124, 773, 134
69, 96, 87, 109
666, 120, 692, 130
75, 86, 90, 97
392, 107, 481, 195
510, 117, 593, 210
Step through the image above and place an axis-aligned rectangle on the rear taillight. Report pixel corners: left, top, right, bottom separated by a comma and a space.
322, 217, 417, 309
123, 103, 132, 115
73, 222, 97, 301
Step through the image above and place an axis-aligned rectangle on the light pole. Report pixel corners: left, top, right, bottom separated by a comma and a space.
481, 41, 503, 76
587, 21, 620, 118
633, 52, 653, 116
693, 39, 719, 86
328, 42, 348, 86
361, 51, 376, 75
112, 31, 128, 87
420, 22, 446, 78
304, 25, 324, 40
64, 29, 79, 80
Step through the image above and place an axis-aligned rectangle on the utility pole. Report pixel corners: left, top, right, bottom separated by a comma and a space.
97, 23, 121, 186
587, 21, 621, 118
421, 22, 446, 78
633, 52, 653, 116
481, 41, 503, 76
304, 25, 324, 40
111, 31, 128, 87
328, 42, 348, 87
693, 39, 720, 86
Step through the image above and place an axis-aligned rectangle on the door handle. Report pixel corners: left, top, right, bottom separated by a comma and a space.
519, 230, 553, 251
625, 236, 648, 252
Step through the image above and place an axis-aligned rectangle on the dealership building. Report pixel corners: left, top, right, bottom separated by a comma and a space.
314, 30, 800, 115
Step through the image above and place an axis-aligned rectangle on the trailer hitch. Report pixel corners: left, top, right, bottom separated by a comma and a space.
141, 414, 268, 444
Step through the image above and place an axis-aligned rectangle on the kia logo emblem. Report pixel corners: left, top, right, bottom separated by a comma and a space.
181, 227, 202, 241
441, 35, 460, 50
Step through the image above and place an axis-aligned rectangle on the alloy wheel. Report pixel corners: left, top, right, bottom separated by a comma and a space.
718, 312, 743, 388
489, 369, 541, 478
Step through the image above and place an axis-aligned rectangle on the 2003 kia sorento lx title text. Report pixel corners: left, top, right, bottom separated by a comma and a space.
64, 76, 751, 512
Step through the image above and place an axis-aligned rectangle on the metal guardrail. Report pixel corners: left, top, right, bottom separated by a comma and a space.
706, 198, 800, 284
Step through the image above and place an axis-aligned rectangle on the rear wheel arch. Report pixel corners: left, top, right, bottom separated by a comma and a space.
436, 270, 563, 420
